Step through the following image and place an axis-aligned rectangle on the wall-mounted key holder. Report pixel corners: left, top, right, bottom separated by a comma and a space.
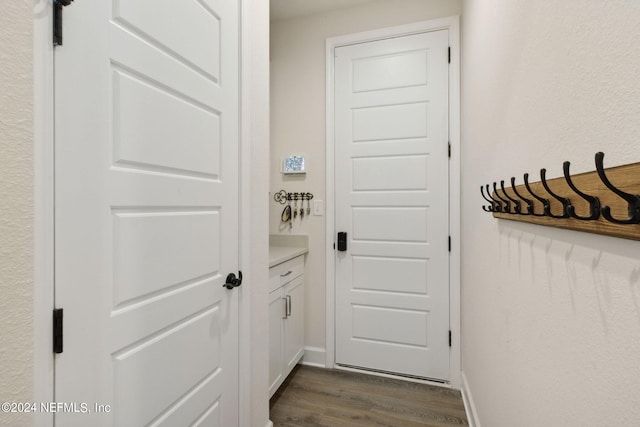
274, 190, 314, 229
481, 152, 640, 241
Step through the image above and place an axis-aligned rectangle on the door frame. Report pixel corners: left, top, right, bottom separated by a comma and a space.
325, 16, 461, 389
33, 1, 260, 425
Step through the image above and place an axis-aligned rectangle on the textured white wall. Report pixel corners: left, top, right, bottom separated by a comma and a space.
270, 0, 463, 359
0, 1, 34, 426
461, 1, 640, 426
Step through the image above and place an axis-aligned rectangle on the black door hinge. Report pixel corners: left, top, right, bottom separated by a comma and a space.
449, 330, 452, 347
448, 47, 451, 63
448, 236, 451, 252
448, 142, 451, 158
53, 0, 74, 46
53, 308, 63, 354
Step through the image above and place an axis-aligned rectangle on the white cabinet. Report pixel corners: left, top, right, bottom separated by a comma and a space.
268, 255, 305, 398
283, 277, 304, 373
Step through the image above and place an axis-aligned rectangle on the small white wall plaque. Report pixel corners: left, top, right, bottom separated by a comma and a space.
282, 156, 306, 174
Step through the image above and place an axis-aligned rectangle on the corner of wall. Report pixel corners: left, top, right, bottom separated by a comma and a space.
460, 371, 480, 427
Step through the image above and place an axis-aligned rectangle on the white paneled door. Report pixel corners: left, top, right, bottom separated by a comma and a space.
54, 1, 240, 425
335, 30, 450, 381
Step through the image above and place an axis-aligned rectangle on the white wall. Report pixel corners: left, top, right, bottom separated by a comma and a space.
461, 1, 640, 426
0, 2, 34, 426
270, 0, 463, 363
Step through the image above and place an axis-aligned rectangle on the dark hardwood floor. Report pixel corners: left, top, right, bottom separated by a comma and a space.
269, 365, 469, 427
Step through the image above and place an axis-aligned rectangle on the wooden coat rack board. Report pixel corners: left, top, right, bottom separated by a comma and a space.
481, 152, 640, 241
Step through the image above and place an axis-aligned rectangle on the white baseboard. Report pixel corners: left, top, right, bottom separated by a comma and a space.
460, 371, 481, 427
265, 420, 273, 427
301, 346, 326, 367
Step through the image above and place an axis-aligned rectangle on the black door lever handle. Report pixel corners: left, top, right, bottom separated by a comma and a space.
223, 271, 243, 289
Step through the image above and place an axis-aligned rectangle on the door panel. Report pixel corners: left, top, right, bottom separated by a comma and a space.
352, 256, 428, 294
352, 155, 428, 191
54, 1, 239, 425
352, 103, 429, 142
112, 211, 221, 305
113, 307, 222, 427
114, 0, 221, 80
352, 207, 428, 242
352, 50, 428, 92
351, 305, 428, 346
114, 71, 221, 176
335, 30, 450, 381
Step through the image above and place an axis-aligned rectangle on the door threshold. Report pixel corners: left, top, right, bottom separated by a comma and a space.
335, 364, 451, 388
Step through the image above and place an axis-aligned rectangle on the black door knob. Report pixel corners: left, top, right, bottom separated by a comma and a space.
224, 271, 243, 290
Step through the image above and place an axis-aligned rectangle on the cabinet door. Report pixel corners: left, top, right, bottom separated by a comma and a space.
268, 288, 285, 397
284, 277, 305, 373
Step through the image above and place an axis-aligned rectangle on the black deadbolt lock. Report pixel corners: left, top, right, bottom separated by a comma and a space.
337, 232, 347, 251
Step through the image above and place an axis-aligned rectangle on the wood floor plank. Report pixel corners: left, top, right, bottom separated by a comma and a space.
270, 365, 468, 427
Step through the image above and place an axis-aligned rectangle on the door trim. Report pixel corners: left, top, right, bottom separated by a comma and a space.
34, 2, 257, 425
325, 16, 461, 389
239, 0, 253, 425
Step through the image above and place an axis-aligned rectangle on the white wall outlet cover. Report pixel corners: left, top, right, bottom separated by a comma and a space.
313, 200, 324, 216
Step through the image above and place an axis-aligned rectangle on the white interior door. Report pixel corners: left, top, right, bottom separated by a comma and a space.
54, 1, 240, 425
334, 30, 450, 381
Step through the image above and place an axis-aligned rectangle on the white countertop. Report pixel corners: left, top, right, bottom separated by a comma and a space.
268, 234, 309, 268
268, 245, 308, 268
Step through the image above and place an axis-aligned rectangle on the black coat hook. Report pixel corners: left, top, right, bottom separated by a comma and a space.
510, 177, 536, 216
595, 152, 640, 224
523, 173, 550, 217
493, 182, 511, 213
485, 184, 504, 212
500, 180, 521, 214
563, 161, 600, 220
540, 168, 570, 218
480, 185, 495, 212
